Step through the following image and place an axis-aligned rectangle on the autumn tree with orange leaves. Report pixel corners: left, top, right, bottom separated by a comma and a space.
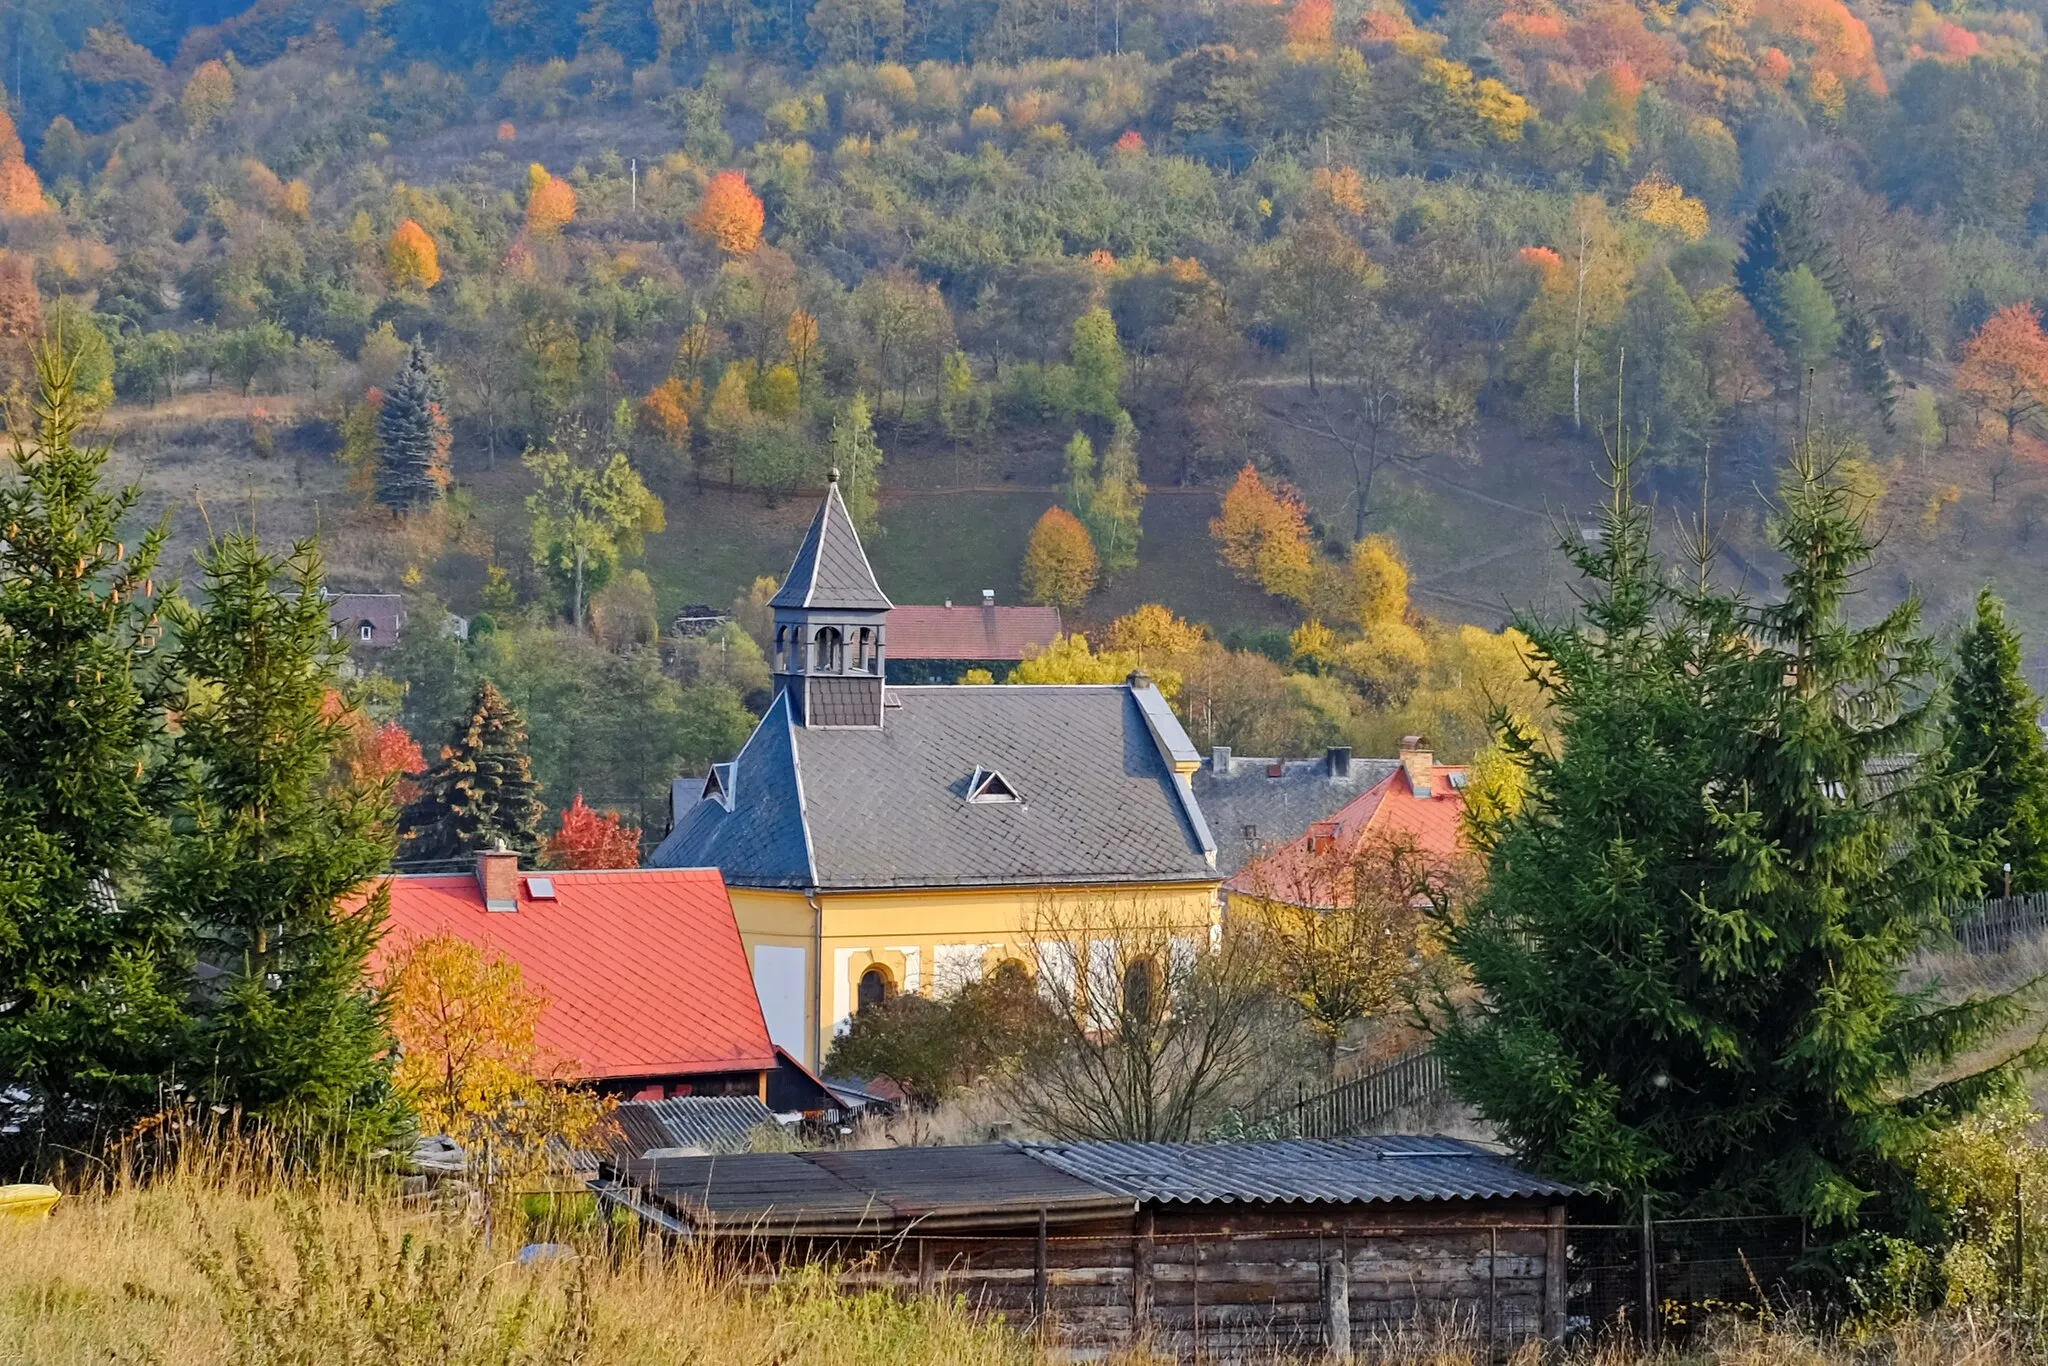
525, 163, 577, 236
0, 107, 46, 216
385, 219, 442, 291
543, 794, 643, 869
694, 170, 765, 255
1211, 464, 1318, 603
1958, 304, 2048, 444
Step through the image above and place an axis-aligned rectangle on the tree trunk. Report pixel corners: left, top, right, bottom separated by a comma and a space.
573, 544, 585, 631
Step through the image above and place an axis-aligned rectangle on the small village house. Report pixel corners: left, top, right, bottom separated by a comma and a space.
883, 591, 1063, 684
324, 591, 406, 650
373, 851, 784, 1101
648, 473, 1222, 1070
1191, 745, 1399, 877
599, 1136, 1573, 1359
1223, 738, 1468, 917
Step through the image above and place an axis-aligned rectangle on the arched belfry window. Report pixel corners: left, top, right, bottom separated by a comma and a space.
814, 626, 843, 671
856, 626, 875, 672
774, 625, 788, 671
857, 965, 893, 1014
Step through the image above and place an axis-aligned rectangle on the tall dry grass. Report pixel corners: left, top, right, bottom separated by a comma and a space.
1, 1145, 2042, 1366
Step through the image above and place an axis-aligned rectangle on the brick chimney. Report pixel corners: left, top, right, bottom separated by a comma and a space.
1211, 745, 1232, 774
982, 588, 996, 607
477, 842, 519, 912
1399, 735, 1434, 799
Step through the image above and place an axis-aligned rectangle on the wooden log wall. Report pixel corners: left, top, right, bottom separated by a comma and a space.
708, 1201, 1566, 1362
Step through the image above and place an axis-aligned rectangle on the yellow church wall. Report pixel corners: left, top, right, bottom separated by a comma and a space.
726, 880, 1221, 1069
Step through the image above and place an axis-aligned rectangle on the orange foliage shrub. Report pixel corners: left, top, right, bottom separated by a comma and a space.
0, 250, 42, 391
526, 164, 578, 236
544, 794, 643, 870
498, 121, 517, 141
1210, 464, 1318, 604
1958, 303, 2048, 442
1758, 46, 1794, 83
1312, 164, 1370, 218
1023, 506, 1100, 608
1518, 244, 1564, 272
386, 218, 442, 290
1936, 22, 1981, 59
693, 169, 765, 255
641, 377, 694, 449
1751, 0, 1884, 93
1115, 129, 1146, 153
0, 106, 25, 163
324, 689, 426, 807
1495, 9, 1570, 45
183, 59, 236, 133
0, 159, 46, 216
1285, 0, 1335, 46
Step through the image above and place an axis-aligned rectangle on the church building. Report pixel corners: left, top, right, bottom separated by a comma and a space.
649, 473, 1222, 1069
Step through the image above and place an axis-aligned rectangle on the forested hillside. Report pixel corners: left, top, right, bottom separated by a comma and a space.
5, 0, 2048, 823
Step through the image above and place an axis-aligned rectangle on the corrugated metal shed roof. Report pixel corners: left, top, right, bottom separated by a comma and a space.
1017, 1136, 1576, 1206
613, 1097, 781, 1157
612, 1143, 1134, 1235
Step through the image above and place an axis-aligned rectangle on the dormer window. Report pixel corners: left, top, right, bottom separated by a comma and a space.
813, 626, 843, 671
703, 761, 736, 811
359, 623, 374, 642
1306, 820, 1341, 854
967, 766, 1021, 804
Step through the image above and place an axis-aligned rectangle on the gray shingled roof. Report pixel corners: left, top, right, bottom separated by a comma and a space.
1019, 1136, 1576, 1205
612, 1097, 782, 1157
1191, 752, 1401, 876
651, 684, 1217, 890
770, 478, 892, 612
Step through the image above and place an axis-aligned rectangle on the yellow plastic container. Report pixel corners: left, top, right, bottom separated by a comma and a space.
0, 1184, 61, 1221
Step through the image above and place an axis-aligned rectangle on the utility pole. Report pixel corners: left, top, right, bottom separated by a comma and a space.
630, 157, 638, 213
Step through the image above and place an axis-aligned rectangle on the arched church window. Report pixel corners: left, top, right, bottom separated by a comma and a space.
814, 626, 843, 671
857, 965, 893, 1014
774, 625, 787, 671
856, 627, 875, 672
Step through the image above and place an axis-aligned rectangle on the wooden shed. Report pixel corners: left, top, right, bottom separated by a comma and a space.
598, 1136, 1574, 1360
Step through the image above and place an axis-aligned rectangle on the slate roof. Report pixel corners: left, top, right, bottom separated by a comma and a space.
1019, 1136, 1576, 1206
326, 591, 405, 646
1191, 751, 1400, 876
608, 1144, 1134, 1235
612, 1097, 781, 1157
371, 866, 777, 1081
888, 604, 1064, 661
770, 475, 892, 612
651, 683, 1219, 890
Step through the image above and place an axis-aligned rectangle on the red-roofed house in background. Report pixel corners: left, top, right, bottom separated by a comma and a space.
1224, 737, 1468, 913
883, 590, 1061, 683
373, 851, 782, 1101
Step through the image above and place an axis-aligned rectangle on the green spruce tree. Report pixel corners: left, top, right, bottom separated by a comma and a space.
1070, 305, 1125, 421
400, 681, 545, 861
155, 533, 403, 1156
1945, 588, 2048, 895
830, 392, 884, 536
1435, 427, 2029, 1244
0, 344, 185, 1161
374, 339, 450, 514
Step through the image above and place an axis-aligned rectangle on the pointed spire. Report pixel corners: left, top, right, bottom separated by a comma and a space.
771, 474, 892, 611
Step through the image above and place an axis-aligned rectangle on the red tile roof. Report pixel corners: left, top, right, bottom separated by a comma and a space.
371, 866, 776, 1081
1225, 765, 1466, 905
888, 604, 1063, 660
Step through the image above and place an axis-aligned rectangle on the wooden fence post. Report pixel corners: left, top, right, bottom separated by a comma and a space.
1131, 1209, 1155, 1348
1543, 1205, 1566, 1347
1324, 1240, 1351, 1361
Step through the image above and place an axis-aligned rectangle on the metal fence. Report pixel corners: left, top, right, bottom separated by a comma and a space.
1569, 1212, 1808, 1346
1948, 893, 2048, 956
1264, 1044, 1449, 1139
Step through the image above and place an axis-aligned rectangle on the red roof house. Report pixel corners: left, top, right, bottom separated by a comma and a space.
1225, 738, 1468, 911
373, 850, 778, 1100
883, 593, 1062, 683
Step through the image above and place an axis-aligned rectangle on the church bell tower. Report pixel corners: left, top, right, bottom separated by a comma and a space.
770, 469, 891, 728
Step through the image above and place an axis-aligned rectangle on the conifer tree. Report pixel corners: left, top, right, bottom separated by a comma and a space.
155, 533, 402, 1155
400, 681, 546, 861
374, 340, 451, 514
1435, 428, 2029, 1241
1093, 410, 1145, 576
1945, 589, 2048, 895
0, 344, 184, 1159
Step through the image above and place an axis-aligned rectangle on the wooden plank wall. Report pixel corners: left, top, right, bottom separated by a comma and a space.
716, 1201, 1564, 1361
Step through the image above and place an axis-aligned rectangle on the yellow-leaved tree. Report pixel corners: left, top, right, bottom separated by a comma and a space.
385, 219, 442, 291
1211, 464, 1317, 604
1022, 506, 1099, 608
526, 163, 578, 236
1008, 632, 1183, 697
387, 934, 611, 1178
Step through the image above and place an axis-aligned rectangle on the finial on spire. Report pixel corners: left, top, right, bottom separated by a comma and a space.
828, 466, 841, 484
